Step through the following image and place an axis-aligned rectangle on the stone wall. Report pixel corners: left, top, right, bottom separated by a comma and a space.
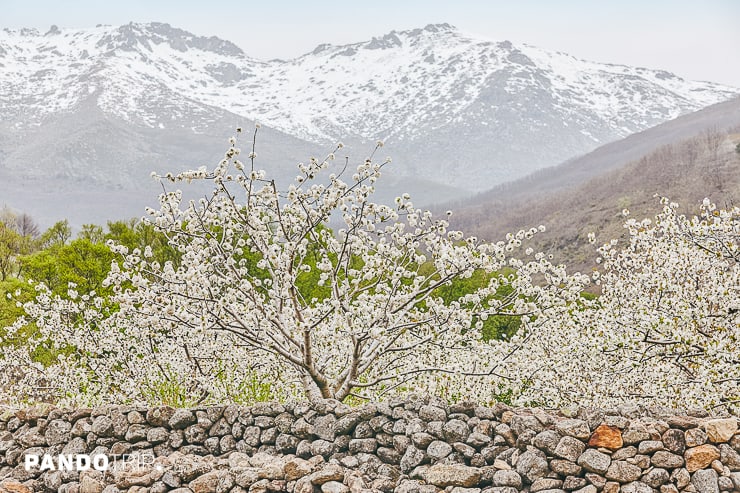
0, 397, 739, 493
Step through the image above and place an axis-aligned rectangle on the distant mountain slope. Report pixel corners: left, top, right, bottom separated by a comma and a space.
0, 22, 737, 227
451, 97, 740, 272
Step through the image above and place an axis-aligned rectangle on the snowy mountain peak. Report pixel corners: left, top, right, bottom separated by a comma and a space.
0, 22, 738, 197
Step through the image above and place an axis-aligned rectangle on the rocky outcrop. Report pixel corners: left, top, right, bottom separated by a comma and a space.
0, 398, 739, 492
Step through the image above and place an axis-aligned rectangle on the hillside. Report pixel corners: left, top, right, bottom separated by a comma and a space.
451, 101, 740, 273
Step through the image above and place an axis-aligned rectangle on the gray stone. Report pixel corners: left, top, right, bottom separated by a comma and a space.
405, 418, 426, 436
717, 476, 734, 491
604, 460, 642, 483
449, 488, 480, 493
670, 467, 691, 489
577, 449, 611, 475
71, 417, 92, 437
204, 435, 220, 454
251, 402, 285, 417
189, 470, 231, 493
685, 428, 708, 447
453, 441, 477, 459
531, 478, 564, 492
651, 450, 684, 469
493, 470, 522, 488
259, 426, 278, 444
411, 432, 435, 449
91, 416, 114, 437
124, 424, 148, 443
45, 419, 72, 445
401, 445, 426, 473
62, 436, 87, 455
310, 439, 335, 458
620, 481, 653, 493
555, 436, 586, 462
516, 449, 549, 484
466, 431, 491, 448
377, 446, 401, 464
612, 446, 637, 460
556, 419, 591, 440
427, 440, 453, 460
208, 418, 231, 437
321, 481, 349, 493
662, 429, 686, 454
219, 434, 236, 453
573, 486, 597, 493
348, 438, 377, 454
550, 459, 582, 476
443, 419, 470, 443
730, 472, 740, 490
719, 443, 740, 470
146, 406, 175, 427
275, 433, 300, 453
254, 415, 274, 428
691, 469, 719, 493
642, 467, 669, 488
419, 405, 447, 422
533, 430, 562, 455
561, 476, 587, 491
393, 434, 411, 453
291, 418, 315, 438
637, 440, 664, 454
314, 414, 337, 441
168, 409, 196, 429
353, 421, 374, 439
510, 415, 544, 436
242, 426, 261, 447
516, 429, 538, 448
184, 424, 207, 444
80, 475, 105, 493
146, 427, 169, 444
605, 415, 630, 429
622, 429, 651, 445
495, 423, 516, 446
309, 463, 345, 484
423, 464, 481, 487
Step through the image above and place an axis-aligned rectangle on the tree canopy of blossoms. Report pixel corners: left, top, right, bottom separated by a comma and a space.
2, 131, 738, 411
2, 131, 586, 405
505, 198, 740, 412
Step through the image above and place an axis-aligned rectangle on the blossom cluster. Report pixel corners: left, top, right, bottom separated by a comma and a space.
503, 198, 739, 410
2, 132, 738, 411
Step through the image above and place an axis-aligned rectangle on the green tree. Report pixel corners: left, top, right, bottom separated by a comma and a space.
0, 222, 23, 281
21, 239, 114, 295
39, 220, 72, 250
78, 224, 105, 243
106, 219, 180, 266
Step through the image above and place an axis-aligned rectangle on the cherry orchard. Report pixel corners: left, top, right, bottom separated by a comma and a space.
5, 131, 736, 410
506, 198, 740, 411
2, 131, 587, 405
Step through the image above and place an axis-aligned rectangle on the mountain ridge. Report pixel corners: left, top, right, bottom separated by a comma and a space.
1, 22, 738, 227
449, 97, 740, 272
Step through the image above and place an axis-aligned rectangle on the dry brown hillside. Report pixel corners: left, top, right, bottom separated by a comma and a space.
451, 128, 740, 274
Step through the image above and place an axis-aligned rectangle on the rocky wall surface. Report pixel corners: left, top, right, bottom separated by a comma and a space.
0, 397, 739, 493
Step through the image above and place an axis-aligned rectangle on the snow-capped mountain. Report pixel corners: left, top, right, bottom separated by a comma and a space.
0, 22, 737, 226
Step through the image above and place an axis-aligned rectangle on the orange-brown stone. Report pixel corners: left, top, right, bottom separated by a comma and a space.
588, 424, 623, 450
684, 444, 721, 473
0, 481, 33, 493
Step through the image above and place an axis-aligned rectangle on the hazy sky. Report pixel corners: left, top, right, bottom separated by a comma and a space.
4, 0, 739, 86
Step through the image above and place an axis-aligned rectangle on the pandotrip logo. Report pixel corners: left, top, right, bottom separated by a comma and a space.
24, 453, 155, 472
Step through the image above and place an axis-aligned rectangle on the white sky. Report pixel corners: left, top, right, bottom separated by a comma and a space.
3, 0, 739, 86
